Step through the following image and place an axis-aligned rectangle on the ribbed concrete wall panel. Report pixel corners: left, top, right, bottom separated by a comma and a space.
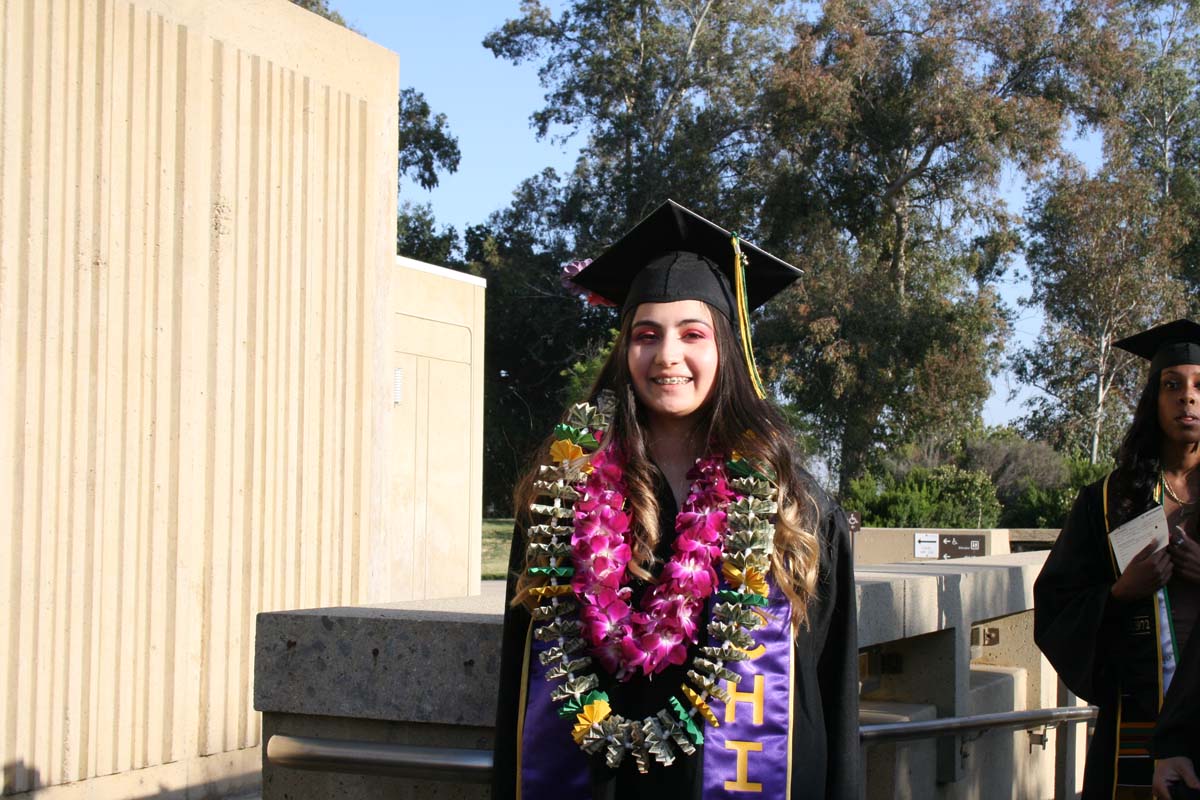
0, 0, 398, 792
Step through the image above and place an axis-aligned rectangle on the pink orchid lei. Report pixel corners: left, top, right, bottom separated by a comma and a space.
524, 395, 781, 771
572, 449, 735, 679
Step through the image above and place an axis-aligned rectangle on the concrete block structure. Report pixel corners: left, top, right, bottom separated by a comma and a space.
0, 1, 484, 795
255, 553, 1088, 799
384, 257, 486, 600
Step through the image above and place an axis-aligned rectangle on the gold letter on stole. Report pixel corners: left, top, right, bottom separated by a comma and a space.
724, 674, 765, 725
724, 740, 764, 792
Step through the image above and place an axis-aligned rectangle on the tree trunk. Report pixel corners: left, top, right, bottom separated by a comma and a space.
891, 199, 909, 305
1090, 333, 1108, 465
837, 396, 886, 494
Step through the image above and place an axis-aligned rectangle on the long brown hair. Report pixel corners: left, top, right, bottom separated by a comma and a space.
513, 303, 822, 629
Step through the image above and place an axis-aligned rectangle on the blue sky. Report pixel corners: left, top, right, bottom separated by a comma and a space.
327, 1, 1106, 428
330, 1, 578, 229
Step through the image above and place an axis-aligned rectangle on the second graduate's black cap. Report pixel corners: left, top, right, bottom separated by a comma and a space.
1114, 319, 1200, 375
569, 199, 802, 319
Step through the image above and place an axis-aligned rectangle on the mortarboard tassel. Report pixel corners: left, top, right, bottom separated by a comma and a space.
731, 234, 767, 400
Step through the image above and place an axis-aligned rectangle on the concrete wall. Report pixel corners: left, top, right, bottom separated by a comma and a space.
855, 556, 1062, 795
255, 554, 1078, 799
385, 257, 485, 600
0, 0, 402, 794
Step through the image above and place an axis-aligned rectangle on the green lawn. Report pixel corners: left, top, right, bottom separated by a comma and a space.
482, 518, 515, 580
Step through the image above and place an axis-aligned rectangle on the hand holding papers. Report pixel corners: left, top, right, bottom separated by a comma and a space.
1108, 505, 1169, 574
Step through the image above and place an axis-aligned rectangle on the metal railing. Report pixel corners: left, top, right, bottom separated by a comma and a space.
266, 734, 493, 783
264, 705, 1097, 782
859, 705, 1097, 744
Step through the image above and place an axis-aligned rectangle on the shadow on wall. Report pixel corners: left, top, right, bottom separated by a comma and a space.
4, 761, 41, 795
143, 779, 260, 800
144, 781, 260, 800
933, 563, 1032, 633
3, 761, 258, 799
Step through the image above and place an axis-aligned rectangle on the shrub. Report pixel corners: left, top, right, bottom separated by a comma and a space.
999, 457, 1111, 528
847, 465, 1001, 528
960, 431, 1068, 506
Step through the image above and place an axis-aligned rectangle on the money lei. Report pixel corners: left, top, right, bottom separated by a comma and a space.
525, 392, 779, 771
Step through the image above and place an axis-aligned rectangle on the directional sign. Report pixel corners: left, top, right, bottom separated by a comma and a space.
913, 532, 939, 559
938, 534, 985, 559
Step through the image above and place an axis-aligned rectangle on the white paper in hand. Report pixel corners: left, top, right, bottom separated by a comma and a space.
1107, 505, 1169, 573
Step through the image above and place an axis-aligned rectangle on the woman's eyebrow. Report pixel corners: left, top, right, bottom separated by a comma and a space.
631, 318, 713, 328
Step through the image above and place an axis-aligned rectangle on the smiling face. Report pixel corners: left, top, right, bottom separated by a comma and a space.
626, 300, 720, 428
1158, 363, 1200, 447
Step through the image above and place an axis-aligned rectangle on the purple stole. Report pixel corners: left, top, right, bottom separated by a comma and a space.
517, 622, 592, 797
516, 583, 795, 799
703, 584, 794, 797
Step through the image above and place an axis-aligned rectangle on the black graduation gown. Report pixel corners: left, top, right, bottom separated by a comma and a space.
1153, 620, 1200, 763
492, 468, 860, 800
1033, 476, 1170, 798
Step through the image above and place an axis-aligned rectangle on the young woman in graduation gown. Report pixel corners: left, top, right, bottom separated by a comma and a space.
491, 201, 860, 800
1152, 626, 1200, 799
1035, 319, 1200, 799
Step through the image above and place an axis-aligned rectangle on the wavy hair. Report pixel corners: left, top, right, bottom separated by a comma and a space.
1111, 375, 1162, 525
512, 303, 822, 631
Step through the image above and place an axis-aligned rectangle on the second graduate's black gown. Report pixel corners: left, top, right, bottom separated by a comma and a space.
1035, 475, 1198, 798
491, 467, 860, 800
1154, 624, 1200, 765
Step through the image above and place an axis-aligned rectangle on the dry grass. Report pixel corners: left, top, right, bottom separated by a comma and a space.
482, 518, 515, 580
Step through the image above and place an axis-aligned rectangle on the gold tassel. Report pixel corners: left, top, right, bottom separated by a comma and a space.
732, 234, 767, 399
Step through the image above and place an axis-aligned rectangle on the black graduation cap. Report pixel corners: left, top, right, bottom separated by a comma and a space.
569, 200, 801, 398
1114, 319, 1200, 375
569, 199, 802, 319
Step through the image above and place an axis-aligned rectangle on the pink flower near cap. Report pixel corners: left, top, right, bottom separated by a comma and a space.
560, 259, 591, 291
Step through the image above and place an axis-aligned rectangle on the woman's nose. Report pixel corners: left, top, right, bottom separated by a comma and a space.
655, 338, 681, 364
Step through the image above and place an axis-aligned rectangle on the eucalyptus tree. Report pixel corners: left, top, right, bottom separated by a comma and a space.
1104, 0, 1200, 282
1014, 165, 1187, 462
485, 0, 801, 246
753, 0, 1102, 489
1092, 0, 1200, 200
1009, 1, 1199, 455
